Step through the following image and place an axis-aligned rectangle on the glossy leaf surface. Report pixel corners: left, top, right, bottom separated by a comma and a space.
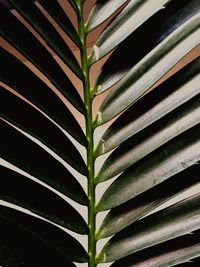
89, 0, 171, 64
95, 57, 200, 155
0, 205, 88, 263
97, 124, 200, 211
0, 0, 199, 265
0, 165, 88, 234
0, 119, 87, 206
95, 0, 199, 93
97, 94, 200, 182
95, 11, 200, 125
86, 0, 127, 32
37, 0, 81, 47
0, 3, 85, 114
0, 48, 87, 146
111, 230, 200, 267
97, 164, 200, 238
8, 0, 83, 79
0, 87, 87, 176
98, 194, 200, 262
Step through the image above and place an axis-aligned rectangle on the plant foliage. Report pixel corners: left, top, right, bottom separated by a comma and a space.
0, 0, 199, 266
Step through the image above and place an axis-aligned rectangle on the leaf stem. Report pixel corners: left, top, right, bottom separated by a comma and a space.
78, 3, 96, 267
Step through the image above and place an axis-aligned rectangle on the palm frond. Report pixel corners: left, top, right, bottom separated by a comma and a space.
0, 0, 199, 266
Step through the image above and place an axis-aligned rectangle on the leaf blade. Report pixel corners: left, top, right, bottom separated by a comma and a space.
111, 230, 200, 267
97, 164, 200, 239
38, 0, 81, 47
94, 12, 200, 125
97, 124, 200, 211
95, 55, 200, 155
95, 0, 199, 93
0, 119, 88, 206
96, 94, 200, 182
0, 165, 88, 234
0, 47, 87, 146
0, 205, 88, 264
68, 0, 79, 12
0, 87, 87, 176
0, 3, 85, 114
89, 0, 172, 64
86, 0, 127, 32
98, 193, 200, 262
8, 0, 83, 79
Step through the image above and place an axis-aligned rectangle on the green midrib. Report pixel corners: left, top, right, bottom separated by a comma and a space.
77, 1, 96, 266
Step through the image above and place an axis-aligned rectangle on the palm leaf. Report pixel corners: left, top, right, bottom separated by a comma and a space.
97, 164, 200, 238
96, 94, 200, 182
0, 165, 87, 234
86, 0, 127, 32
0, 2, 85, 114
0, 87, 87, 175
0, 119, 87, 206
37, 0, 81, 47
0, 47, 86, 146
89, 0, 172, 63
0, 205, 88, 264
94, 10, 200, 125
97, 193, 200, 263
94, 0, 200, 93
68, 0, 79, 12
0, 0, 199, 266
8, 0, 83, 79
111, 230, 200, 267
95, 57, 200, 156
97, 123, 200, 211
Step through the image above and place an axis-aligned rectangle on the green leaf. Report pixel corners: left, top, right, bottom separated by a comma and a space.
97, 193, 200, 263
0, 205, 88, 264
0, 87, 87, 176
0, 165, 88, 234
179, 257, 200, 266
0, 47, 87, 147
68, 0, 79, 12
94, 12, 200, 126
95, 0, 197, 93
86, 0, 127, 32
96, 94, 200, 182
0, 3, 85, 114
0, 119, 88, 206
89, 0, 172, 64
37, 0, 81, 47
1, 0, 199, 265
97, 124, 200, 211
111, 230, 200, 267
95, 56, 200, 155
8, 0, 83, 79
97, 164, 200, 239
